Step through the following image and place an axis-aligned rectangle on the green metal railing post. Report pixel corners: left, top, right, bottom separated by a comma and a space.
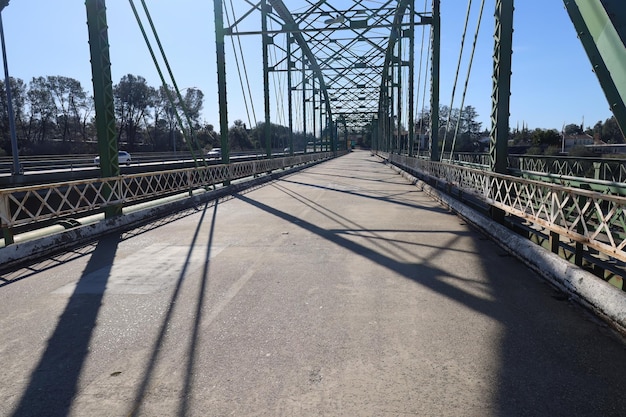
85, 0, 121, 218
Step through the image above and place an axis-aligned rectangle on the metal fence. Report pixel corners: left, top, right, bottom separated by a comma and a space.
386, 152, 626, 265
0, 152, 338, 242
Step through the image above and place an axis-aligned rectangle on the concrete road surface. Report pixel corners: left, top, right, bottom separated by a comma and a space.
1, 150, 625, 417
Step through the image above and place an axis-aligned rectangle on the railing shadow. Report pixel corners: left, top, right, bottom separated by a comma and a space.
0, 204, 206, 288
126, 200, 217, 416
235, 168, 626, 416
10, 232, 121, 417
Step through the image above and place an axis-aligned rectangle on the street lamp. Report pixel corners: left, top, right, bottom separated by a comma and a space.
0, 0, 22, 175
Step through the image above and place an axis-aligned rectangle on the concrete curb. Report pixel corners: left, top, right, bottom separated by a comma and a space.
389, 162, 626, 335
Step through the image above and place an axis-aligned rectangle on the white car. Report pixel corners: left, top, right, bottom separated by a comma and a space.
207, 148, 221, 158
94, 151, 132, 166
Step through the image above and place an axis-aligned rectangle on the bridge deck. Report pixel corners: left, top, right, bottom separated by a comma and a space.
1, 150, 625, 416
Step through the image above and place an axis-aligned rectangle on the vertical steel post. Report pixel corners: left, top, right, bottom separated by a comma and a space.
430, 0, 440, 161
302, 52, 307, 153
373, 118, 379, 152
390, 74, 395, 153
262, 0, 272, 158
312, 79, 317, 152
408, 0, 416, 157
397, 32, 402, 155
319, 88, 328, 152
213, 0, 229, 165
0, 10, 21, 175
287, 33, 294, 155
490, 0, 514, 174
85, 0, 121, 218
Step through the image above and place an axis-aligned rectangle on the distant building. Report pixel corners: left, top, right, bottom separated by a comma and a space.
563, 132, 594, 151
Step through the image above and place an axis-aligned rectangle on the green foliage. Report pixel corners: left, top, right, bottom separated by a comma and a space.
229, 120, 253, 151
114, 74, 155, 150
544, 146, 562, 156
568, 145, 595, 157
602, 116, 624, 143
531, 128, 561, 147
525, 146, 543, 155
564, 123, 583, 135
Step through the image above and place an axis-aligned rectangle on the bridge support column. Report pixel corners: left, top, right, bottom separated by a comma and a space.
408, 0, 416, 157
213, 0, 230, 168
262, 0, 272, 158
429, 0, 440, 162
489, 0, 514, 175
85, 0, 121, 218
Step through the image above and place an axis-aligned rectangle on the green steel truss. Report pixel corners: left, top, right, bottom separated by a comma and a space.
563, 0, 626, 138
85, 0, 121, 217
489, 0, 513, 174
218, 1, 432, 153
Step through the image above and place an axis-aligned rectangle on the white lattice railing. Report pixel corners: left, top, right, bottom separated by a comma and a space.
386, 153, 626, 263
0, 152, 337, 233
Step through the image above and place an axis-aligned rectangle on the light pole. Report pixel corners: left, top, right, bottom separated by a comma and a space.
0, 0, 21, 175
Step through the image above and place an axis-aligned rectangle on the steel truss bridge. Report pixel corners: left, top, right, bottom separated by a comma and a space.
2, 0, 626, 292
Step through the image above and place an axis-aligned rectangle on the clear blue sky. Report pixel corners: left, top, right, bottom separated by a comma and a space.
1, 1, 613, 132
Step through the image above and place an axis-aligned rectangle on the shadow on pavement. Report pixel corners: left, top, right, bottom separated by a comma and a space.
10, 233, 121, 417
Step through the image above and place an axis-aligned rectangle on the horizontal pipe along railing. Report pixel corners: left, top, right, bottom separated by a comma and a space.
382, 152, 626, 272
0, 152, 339, 244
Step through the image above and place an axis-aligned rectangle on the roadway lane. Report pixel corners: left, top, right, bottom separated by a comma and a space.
1, 150, 625, 416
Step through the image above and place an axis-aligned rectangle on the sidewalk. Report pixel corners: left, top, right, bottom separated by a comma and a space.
1, 150, 625, 417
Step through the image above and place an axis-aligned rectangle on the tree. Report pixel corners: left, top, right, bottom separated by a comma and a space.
454, 105, 482, 151
179, 88, 203, 126
0, 77, 27, 149
601, 116, 624, 144
47, 76, 88, 142
228, 120, 252, 151
25, 77, 56, 143
531, 128, 561, 147
114, 74, 155, 150
197, 123, 219, 149
564, 123, 583, 135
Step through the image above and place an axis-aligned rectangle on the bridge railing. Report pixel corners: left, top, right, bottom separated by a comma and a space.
0, 152, 338, 244
429, 152, 626, 183
508, 154, 626, 183
384, 152, 626, 268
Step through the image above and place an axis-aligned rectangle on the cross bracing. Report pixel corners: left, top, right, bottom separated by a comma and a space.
220, 0, 431, 145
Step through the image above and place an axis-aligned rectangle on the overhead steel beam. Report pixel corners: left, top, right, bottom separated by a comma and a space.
563, 0, 626, 137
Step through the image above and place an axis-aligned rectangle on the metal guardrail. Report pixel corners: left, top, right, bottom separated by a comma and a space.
0, 150, 295, 176
0, 152, 339, 243
440, 152, 626, 184
384, 152, 626, 267
509, 155, 626, 183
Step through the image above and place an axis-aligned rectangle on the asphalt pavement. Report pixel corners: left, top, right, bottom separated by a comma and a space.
1, 150, 625, 417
